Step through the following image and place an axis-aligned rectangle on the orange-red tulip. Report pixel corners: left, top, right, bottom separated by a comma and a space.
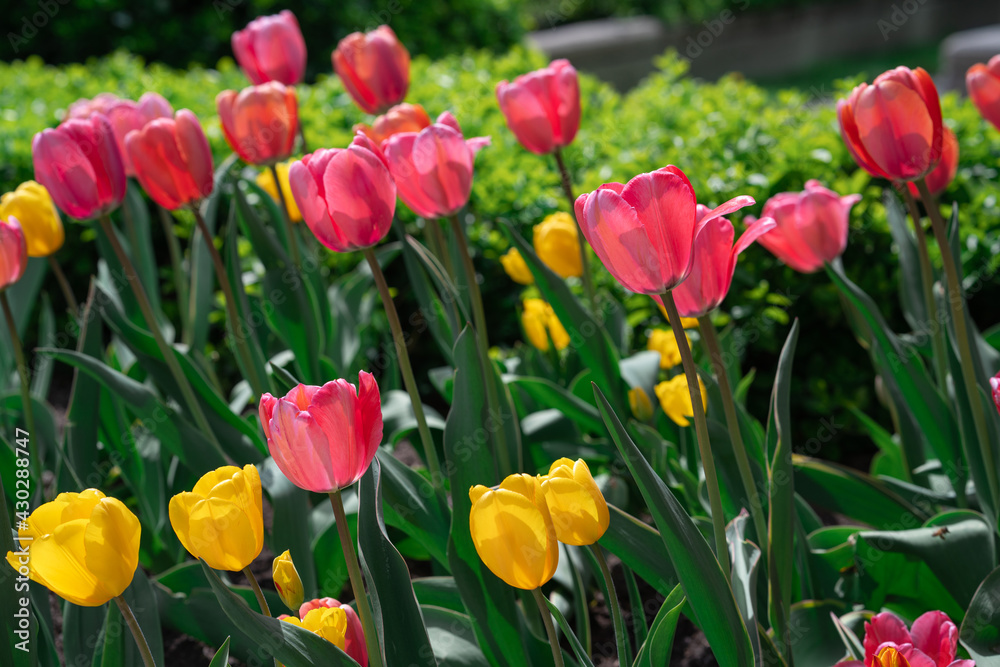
907, 127, 958, 199
967, 55, 1000, 131
354, 103, 431, 144
333, 26, 409, 114
0, 217, 28, 290
216, 82, 299, 165
126, 110, 214, 210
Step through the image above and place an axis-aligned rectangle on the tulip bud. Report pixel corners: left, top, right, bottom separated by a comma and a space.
281, 606, 348, 651
496, 60, 580, 155
0, 218, 28, 291
126, 110, 214, 211
333, 26, 410, 114
217, 82, 299, 166
272, 550, 304, 610
257, 161, 302, 222
647, 328, 688, 369
541, 458, 610, 545
521, 298, 570, 352
906, 127, 958, 200
655, 374, 707, 427
992, 371, 1000, 417
354, 103, 431, 144
0, 182, 62, 257
628, 387, 654, 422
967, 55, 1000, 132
533, 212, 582, 278
500, 247, 534, 285
232, 10, 307, 86
298, 598, 368, 665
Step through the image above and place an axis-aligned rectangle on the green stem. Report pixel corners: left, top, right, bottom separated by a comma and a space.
46, 256, 78, 317
698, 316, 768, 551
530, 588, 565, 667
553, 148, 597, 310
99, 215, 229, 465
362, 248, 442, 485
114, 596, 157, 667
427, 217, 457, 282
662, 292, 730, 577
1, 291, 40, 493
297, 123, 309, 155
590, 544, 629, 666
269, 164, 301, 267
157, 204, 191, 347
916, 179, 1000, 513
242, 568, 279, 667
329, 489, 384, 667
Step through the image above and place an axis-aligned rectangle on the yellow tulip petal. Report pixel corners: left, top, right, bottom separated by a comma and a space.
469, 488, 557, 589
533, 212, 582, 278
19, 495, 74, 540
542, 476, 610, 546
500, 248, 534, 285
28, 520, 110, 606
0, 181, 64, 257
188, 497, 259, 571
547, 458, 576, 476
169, 492, 201, 561
193, 466, 242, 497
84, 498, 140, 598
301, 607, 347, 650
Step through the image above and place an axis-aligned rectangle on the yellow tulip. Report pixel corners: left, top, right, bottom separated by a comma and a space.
533, 212, 582, 278
273, 549, 304, 610
647, 328, 690, 369
469, 474, 558, 590
0, 181, 64, 257
628, 386, 654, 421
257, 162, 302, 222
655, 374, 707, 427
522, 298, 570, 351
281, 606, 348, 651
169, 464, 264, 571
5, 489, 140, 606
655, 300, 699, 329
874, 647, 909, 667
541, 458, 610, 546
500, 247, 534, 285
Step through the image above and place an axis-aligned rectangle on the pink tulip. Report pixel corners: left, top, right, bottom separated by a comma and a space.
573, 165, 755, 295
671, 205, 776, 317
258, 372, 383, 493
382, 111, 490, 219
288, 133, 395, 252
753, 180, 861, 273
216, 82, 299, 166
33, 113, 127, 220
68, 93, 174, 177
967, 55, 1000, 132
332, 26, 410, 114
496, 59, 580, 155
297, 598, 368, 666
832, 611, 973, 667
126, 110, 214, 211
232, 10, 307, 86
991, 370, 1000, 415
66, 93, 122, 120
907, 127, 958, 200
0, 217, 28, 291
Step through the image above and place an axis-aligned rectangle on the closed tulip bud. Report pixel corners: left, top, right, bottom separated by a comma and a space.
647, 328, 688, 369
169, 464, 264, 571
0, 182, 63, 257
838, 66, 943, 182
655, 374, 707, 427
500, 247, 534, 285
541, 458, 610, 545
281, 606, 348, 651
126, 110, 214, 210
522, 298, 570, 351
0, 218, 28, 290
991, 371, 1000, 416
469, 474, 558, 589
298, 598, 368, 665
33, 113, 127, 220
907, 127, 958, 200
333, 26, 410, 114
754, 180, 861, 273
258, 373, 383, 493
628, 387, 654, 421
354, 103, 431, 144
496, 59, 580, 155
288, 135, 395, 252
967, 55, 1000, 132
272, 550, 304, 610
575, 166, 755, 295
533, 212, 582, 278
5, 489, 140, 606
232, 11, 307, 86
217, 82, 299, 165
257, 161, 302, 222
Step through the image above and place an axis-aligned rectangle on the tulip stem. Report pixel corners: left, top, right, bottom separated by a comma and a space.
269, 164, 301, 267
99, 215, 230, 466
46, 256, 78, 317
157, 204, 191, 347
0, 291, 41, 494
553, 148, 597, 310
114, 596, 157, 667
191, 206, 267, 397
426, 218, 456, 282
698, 316, 768, 551
590, 544, 629, 666
297, 123, 309, 155
329, 489, 384, 667
662, 291, 730, 578
242, 567, 272, 617
448, 214, 514, 478
531, 588, 565, 667
916, 178, 1000, 513
362, 248, 442, 485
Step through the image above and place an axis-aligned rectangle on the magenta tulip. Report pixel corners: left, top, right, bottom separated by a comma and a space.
217, 82, 299, 166
126, 110, 214, 211
333, 26, 410, 114
496, 59, 580, 155
833, 611, 972, 667
297, 598, 368, 666
232, 10, 307, 86
574, 165, 755, 295
258, 372, 383, 493
967, 55, 1000, 132
67, 93, 174, 177
33, 113, 127, 220
0, 217, 28, 291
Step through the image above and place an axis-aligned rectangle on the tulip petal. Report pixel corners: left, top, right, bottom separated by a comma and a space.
865, 613, 912, 664
84, 498, 140, 598
28, 519, 108, 606
270, 398, 338, 492
908, 611, 957, 667
580, 188, 660, 294
469, 489, 556, 589
187, 497, 258, 571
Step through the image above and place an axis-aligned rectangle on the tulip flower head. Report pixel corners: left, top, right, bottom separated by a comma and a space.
354, 103, 431, 144
126, 109, 214, 210
169, 464, 264, 571
496, 59, 580, 155
272, 550, 305, 610
5, 489, 140, 606
258, 372, 383, 493
383, 111, 490, 219
217, 82, 299, 165
67, 93, 173, 176
500, 247, 534, 285
288, 134, 396, 252
333, 25, 410, 114
257, 161, 302, 221
469, 473, 559, 590
575, 165, 755, 295
628, 386, 654, 421
297, 598, 368, 666
991, 370, 1000, 416
281, 606, 348, 651
33, 113, 127, 220
906, 127, 958, 200
534, 211, 582, 278
834, 610, 973, 667
0, 182, 63, 257
655, 374, 707, 427
754, 180, 861, 273
522, 298, 570, 351
232, 10, 307, 86
541, 458, 610, 545
966, 55, 1000, 132
837, 66, 943, 182
647, 328, 688, 369
0, 217, 28, 291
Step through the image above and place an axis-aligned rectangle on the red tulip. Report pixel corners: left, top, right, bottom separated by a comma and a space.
332, 26, 409, 114
125, 110, 214, 211
297, 598, 368, 666
382, 112, 490, 219
232, 10, 307, 86
354, 103, 431, 144
216, 82, 299, 166
967, 55, 1000, 131
258, 372, 383, 493
33, 113, 127, 220
672, 205, 775, 317
288, 133, 396, 252
754, 180, 860, 273
850, 611, 972, 667
573, 166, 755, 294
496, 59, 580, 155
838, 66, 943, 182
66, 93, 121, 119
0, 217, 28, 291
67, 93, 173, 177
990, 370, 1000, 415
906, 127, 958, 199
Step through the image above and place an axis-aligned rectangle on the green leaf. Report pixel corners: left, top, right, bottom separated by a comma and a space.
95, 603, 124, 667
632, 584, 685, 667
422, 606, 492, 667
224, 206, 272, 395
543, 596, 592, 667
400, 233, 462, 359
208, 637, 231, 667
788, 600, 848, 667
61, 286, 103, 491
960, 565, 1000, 666
599, 505, 677, 597
505, 375, 604, 434
260, 458, 318, 599
28, 294, 54, 399
848, 406, 907, 481
727, 512, 762, 666
377, 451, 451, 568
